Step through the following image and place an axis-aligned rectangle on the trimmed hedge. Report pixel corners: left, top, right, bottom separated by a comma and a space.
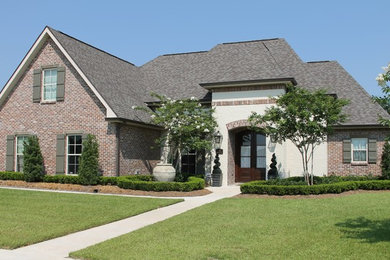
241, 180, 390, 195
117, 176, 205, 192
43, 175, 82, 184
42, 175, 154, 186
0, 171, 25, 181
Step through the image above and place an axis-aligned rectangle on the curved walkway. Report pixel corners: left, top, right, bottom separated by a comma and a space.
0, 186, 241, 260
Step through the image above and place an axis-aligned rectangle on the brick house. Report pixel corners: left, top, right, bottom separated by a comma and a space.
0, 27, 388, 185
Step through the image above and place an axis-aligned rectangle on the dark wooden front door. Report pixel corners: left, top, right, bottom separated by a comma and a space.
235, 130, 266, 182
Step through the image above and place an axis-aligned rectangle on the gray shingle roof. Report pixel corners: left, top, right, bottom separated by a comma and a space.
49, 27, 388, 126
49, 27, 151, 123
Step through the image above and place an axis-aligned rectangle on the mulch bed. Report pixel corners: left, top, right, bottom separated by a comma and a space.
0, 180, 211, 197
235, 189, 390, 199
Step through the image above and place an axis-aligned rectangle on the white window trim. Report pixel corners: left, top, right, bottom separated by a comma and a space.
41, 69, 57, 102
15, 136, 29, 172
66, 134, 82, 175
351, 138, 368, 164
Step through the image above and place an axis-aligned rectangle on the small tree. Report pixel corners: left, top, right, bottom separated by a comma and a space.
78, 134, 100, 185
134, 93, 217, 171
373, 63, 390, 119
381, 141, 390, 179
267, 153, 278, 179
23, 136, 44, 182
249, 85, 349, 185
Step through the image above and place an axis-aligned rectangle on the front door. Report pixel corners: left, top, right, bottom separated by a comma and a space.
235, 130, 266, 182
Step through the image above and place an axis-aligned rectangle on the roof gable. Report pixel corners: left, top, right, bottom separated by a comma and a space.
0, 27, 117, 118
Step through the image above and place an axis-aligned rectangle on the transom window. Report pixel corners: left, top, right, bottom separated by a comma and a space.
16, 136, 29, 172
351, 138, 368, 163
67, 135, 82, 174
43, 69, 57, 101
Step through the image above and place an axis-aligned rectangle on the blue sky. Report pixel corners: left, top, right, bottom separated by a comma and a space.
0, 0, 388, 96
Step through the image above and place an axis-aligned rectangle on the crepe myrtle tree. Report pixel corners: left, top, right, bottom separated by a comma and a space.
248, 85, 349, 185
133, 93, 217, 172
373, 63, 390, 120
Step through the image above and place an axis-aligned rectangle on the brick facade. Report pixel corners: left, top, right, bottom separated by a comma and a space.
118, 124, 161, 175
0, 39, 119, 175
328, 129, 390, 176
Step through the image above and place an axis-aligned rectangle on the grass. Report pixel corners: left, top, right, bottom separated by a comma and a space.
71, 192, 390, 260
0, 188, 181, 249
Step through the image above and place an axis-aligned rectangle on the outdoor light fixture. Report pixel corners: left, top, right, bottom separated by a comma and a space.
214, 130, 223, 150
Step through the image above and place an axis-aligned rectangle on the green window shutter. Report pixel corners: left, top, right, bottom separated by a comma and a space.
6, 135, 15, 171
56, 134, 65, 175
56, 67, 65, 101
368, 139, 377, 164
33, 69, 41, 103
343, 139, 351, 163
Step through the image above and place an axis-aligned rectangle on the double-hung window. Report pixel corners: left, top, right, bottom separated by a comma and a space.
16, 136, 29, 172
351, 138, 368, 163
67, 135, 82, 174
42, 69, 57, 101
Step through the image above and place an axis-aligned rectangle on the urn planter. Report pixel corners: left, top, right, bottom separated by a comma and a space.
153, 163, 176, 182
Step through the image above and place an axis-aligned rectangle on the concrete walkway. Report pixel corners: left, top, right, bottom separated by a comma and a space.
0, 185, 241, 260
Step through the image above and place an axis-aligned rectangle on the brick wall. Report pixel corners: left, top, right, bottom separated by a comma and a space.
118, 124, 161, 175
0, 38, 117, 176
328, 129, 390, 176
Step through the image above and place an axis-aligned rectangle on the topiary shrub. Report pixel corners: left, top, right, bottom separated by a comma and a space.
381, 141, 390, 179
78, 134, 100, 185
267, 153, 278, 179
23, 136, 44, 182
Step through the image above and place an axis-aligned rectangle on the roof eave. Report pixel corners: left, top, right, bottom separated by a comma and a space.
200, 78, 297, 90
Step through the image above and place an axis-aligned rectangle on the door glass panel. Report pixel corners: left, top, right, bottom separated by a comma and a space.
241, 157, 251, 168
256, 146, 266, 157
241, 146, 251, 156
256, 157, 266, 168
242, 134, 251, 145
256, 134, 266, 146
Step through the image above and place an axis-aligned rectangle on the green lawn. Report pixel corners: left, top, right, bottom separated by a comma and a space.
0, 188, 181, 249
71, 192, 390, 260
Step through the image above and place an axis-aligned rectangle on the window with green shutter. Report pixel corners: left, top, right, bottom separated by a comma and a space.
34, 67, 65, 103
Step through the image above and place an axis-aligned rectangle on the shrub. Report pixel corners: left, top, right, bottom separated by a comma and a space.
240, 180, 390, 195
381, 141, 390, 179
118, 176, 204, 192
23, 136, 44, 182
98, 176, 120, 186
43, 175, 82, 184
267, 153, 278, 179
78, 134, 100, 185
0, 171, 25, 180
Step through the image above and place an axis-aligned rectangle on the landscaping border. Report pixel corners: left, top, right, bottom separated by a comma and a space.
241, 180, 390, 195
0, 172, 205, 192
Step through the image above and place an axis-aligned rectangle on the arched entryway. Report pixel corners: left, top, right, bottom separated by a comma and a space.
235, 130, 266, 182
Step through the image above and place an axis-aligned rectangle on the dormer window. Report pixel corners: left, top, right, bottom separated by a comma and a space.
42, 69, 57, 101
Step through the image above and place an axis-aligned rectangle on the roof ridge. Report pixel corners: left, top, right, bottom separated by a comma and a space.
47, 27, 136, 67
222, 38, 281, 45
162, 50, 208, 57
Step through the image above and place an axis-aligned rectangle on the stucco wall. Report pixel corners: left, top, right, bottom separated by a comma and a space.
212, 86, 328, 185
